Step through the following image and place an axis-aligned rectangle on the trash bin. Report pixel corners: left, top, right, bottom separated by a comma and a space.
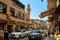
4, 31, 8, 40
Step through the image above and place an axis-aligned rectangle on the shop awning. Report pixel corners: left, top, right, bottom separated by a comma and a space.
40, 8, 56, 18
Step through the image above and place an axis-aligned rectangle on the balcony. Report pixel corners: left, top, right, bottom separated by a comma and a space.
10, 16, 25, 23
11, 0, 25, 9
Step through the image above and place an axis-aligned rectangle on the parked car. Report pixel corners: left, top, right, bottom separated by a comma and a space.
28, 30, 42, 40
39, 29, 47, 39
20, 29, 32, 36
26, 29, 33, 35
10, 31, 27, 39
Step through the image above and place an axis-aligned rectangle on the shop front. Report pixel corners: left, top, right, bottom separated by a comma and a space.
0, 20, 7, 31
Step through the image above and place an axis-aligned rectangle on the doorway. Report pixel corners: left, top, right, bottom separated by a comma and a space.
7, 25, 13, 34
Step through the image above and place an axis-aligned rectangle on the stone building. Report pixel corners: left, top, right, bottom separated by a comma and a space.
0, 0, 31, 32
39, 0, 60, 33
29, 19, 41, 29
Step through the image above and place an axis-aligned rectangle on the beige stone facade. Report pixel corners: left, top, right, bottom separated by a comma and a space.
40, 0, 57, 28
48, 0, 57, 9
40, 0, 60, 33
29, 19, 41, 29
0, 0, 31, 32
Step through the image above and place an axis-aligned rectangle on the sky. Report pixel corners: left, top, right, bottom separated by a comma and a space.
19, 0, 48, 21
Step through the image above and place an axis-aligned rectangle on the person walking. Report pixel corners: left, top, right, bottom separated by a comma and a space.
48, 30, 50, 38
0, 27, 4, 40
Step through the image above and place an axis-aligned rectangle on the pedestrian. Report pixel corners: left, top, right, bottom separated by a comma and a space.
45, 30, 48, 37
0, 27, 4, 40
40, 32, 42, 40
48, 30, 50, 37
4, 31, 9, 40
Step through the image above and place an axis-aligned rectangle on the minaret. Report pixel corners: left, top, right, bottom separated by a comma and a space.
27, 4, 31, 20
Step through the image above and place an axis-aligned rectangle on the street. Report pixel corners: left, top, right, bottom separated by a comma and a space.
44, 36, 55, 40
10, 37, 29, 40
10, 36, 55, 40
0, 0, 60, 40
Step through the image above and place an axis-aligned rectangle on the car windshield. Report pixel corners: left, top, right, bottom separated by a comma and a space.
33, 30, 40, 33
40, 31, 45, 34
20, 29, 26, 32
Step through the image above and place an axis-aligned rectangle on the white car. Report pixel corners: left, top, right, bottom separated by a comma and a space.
25, 31, 32, 36
20, 29, 32, 36
39, 29, 47, 39
10, 32, 27, 39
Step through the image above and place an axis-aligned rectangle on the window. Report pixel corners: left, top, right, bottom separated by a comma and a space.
3, 5, 7, 13
22, 13, 24, 20
10, 7, 15, 16
18, 12, 21, 18
0, 2, 7, 14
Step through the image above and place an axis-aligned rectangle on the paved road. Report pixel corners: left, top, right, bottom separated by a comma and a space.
10, 36, 55, 40
10, 37, 29, 40
44, 36, 55, 40
44, 37, 50, 40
